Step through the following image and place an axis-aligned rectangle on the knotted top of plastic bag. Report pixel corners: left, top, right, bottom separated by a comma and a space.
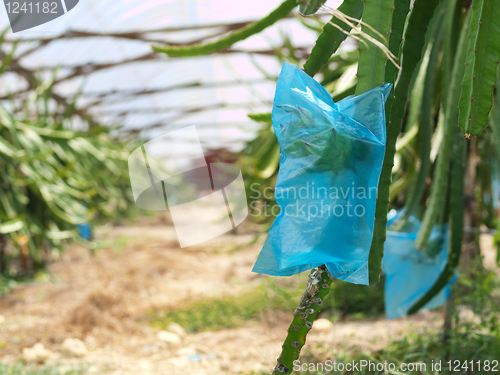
252, 63, 391, 285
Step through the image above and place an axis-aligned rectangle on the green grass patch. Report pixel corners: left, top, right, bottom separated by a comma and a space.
0, 361, 85, 375
0, 270, 57, 297
0, 276, 18, 296
151, 270, 386, 333
151, 277, 305, 332
88, 234, 133, 255
251, 320, 500, 375
321, 277, 385, 319
250, 262, 500, 375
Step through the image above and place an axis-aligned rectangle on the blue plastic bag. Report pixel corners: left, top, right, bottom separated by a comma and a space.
485, 159, 500, 210
252, 63, 391, 285
76, 223, 92, 240
383, 210, 456, 319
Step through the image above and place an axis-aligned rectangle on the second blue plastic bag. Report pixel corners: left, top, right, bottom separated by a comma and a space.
252, 63, 391, 285
383, 210, 455, 319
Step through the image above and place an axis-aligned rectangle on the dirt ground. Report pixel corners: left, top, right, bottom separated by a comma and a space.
2, 216, 494, 375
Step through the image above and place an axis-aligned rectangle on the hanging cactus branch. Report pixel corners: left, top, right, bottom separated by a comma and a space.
355, 0, 395, 95
414, 9, 469, 250
298, 0, 325, 16
321, 7, 400, 70
152, 0, 297, 57
272, 265, 333, 375
368, 0, 441, 285
303, 0, 364, 77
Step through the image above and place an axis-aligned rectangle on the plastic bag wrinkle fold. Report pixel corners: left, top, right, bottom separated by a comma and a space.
252, 63, 391, 285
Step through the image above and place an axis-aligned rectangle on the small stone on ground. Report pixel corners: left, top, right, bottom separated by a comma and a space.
314, 318, 334, 333
167, 322, 187, 338
156, 330, 182, 344
61, 338, 88, 357
22, 343, 53, 363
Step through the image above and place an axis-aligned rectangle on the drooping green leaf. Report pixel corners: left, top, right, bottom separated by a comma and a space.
355, 0, 394, 94
368, 0, 441, 285
298, 0, 325, 15
409, 128, 465, 314
458, 0, 500, 136
303, 0, 364, 77
248, 113, 272, 123
415, 10, 469, 249
0, 219, 24, 234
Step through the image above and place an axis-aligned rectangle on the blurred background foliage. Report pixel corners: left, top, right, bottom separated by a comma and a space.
0, 5, 362, 279
1, 0, 499, 305
0, 0, 499, 371
0, 34, 136, 280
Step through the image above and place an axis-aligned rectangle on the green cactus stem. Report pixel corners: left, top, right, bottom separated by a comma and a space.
272, 265, 333, 375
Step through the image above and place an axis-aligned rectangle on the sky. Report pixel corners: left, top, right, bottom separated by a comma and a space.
0, 0, 344, 156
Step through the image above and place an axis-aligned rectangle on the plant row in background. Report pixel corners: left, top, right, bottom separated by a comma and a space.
0, 36, 136, 280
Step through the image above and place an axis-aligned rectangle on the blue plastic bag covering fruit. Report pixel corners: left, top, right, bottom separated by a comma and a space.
252, 63, 391, 285
75, 223, 91, 240
383, 210, 456, 319
484, 159, 500, 210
